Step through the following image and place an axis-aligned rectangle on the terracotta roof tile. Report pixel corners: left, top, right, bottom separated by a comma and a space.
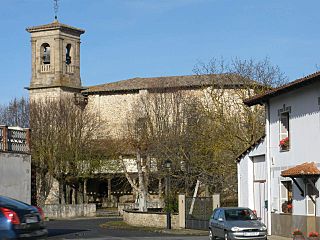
244, 71, 320, 106
26, 20, 85, 34
281, 162, 320, 177
82, 74, 255, 94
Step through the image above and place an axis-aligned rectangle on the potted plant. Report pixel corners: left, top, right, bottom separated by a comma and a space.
292, 229, 304, 240
308, 231, 319, 240
280, 136, 289, 151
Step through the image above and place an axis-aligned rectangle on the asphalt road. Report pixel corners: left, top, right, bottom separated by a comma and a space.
46, 217, 208, 240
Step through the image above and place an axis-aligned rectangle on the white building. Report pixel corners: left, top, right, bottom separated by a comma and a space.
237, 71, 320, 237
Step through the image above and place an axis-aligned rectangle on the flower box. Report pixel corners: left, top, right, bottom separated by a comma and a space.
308, 231, 319, 240
280, 137, 289, 151
293, 229, 304, 239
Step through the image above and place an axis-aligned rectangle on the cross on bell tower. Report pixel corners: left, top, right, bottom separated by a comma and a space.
26, 20, 85, 101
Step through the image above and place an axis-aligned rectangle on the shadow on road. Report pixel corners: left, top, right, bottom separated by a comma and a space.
48, 228, 88, 237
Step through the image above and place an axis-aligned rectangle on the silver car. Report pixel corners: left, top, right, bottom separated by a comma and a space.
209, 207, 267, 240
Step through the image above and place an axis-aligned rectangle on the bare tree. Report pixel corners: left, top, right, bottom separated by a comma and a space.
119, 88, 202, 211
0, 97, 29, 127
192, 57, 288, 199
29, 97, 100, 206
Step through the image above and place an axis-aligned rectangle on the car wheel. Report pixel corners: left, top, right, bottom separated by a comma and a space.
209, 229, 215, 240
224, 231, 230, 240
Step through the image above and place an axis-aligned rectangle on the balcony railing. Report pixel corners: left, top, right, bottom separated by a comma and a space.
66, 64, 74, 74
0, 126, 30, 153
40, 64, 51, 73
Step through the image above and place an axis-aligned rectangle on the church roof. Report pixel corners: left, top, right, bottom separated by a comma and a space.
82, 74, 255, 94
26, 20, 85, 34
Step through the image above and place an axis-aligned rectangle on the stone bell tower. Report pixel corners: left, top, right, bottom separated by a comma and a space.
26, 20, 85, 101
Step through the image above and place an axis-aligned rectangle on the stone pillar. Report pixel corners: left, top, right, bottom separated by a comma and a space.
75, 41, 81, 83
31, 39, 36, 80
178, 194, 186, 228
54, 37, 64, 79
213, 194, 220, 210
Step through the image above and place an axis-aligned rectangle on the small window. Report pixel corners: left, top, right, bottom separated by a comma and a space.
41, 43, 50, 64
279, 112, 290, 151
66, 44, 72, 65
280, 181, 292, 213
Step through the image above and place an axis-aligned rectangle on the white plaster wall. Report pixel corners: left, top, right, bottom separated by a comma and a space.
268, 82, 320, 216
238, 139, 266, 209
238, 154, 254, 209
0, 153, 31, 204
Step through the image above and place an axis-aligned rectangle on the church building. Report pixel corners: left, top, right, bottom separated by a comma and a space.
26, 20, 254, 207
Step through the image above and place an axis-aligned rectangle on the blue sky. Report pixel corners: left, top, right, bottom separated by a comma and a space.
1, 0, 320, 103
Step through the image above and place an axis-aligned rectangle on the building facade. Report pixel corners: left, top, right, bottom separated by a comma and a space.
238, 72, 320, 237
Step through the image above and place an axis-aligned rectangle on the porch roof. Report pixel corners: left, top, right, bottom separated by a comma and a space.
281, 162, 320, 177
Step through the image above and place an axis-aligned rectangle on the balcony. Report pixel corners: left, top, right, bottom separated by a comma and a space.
40, 64, 51, 73
0, 126, 30, 153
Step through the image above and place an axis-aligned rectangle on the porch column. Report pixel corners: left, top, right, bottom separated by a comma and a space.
107, 178, 112, 201
83, 179, 88, 204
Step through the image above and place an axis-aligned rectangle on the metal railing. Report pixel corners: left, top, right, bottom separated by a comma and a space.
0, 126, 30, 153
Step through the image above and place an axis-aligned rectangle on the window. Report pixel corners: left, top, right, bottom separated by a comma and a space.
66, 44, 72, 65
218, 210, 225, 220
306, 195, 315, 215
306, 182, 317, 215
41, 43, 50, 64
279, 112, 290, 151
213, 209, 220, 220
280, 181, 292, 213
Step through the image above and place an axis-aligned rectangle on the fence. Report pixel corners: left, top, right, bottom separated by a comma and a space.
0, 126, 30, 153
185, 196, 213, 230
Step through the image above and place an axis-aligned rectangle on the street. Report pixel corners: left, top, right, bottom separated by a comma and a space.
46, 217, 207, 240
46, 217, 291, 240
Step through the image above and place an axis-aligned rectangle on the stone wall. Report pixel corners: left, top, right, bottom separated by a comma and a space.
123, 210, 179, 229
43, 204, 96, 219
86, 87, 233, 139
29, 88, 79, 102
271, 213, 320, 238
0, 152, 31, 204
86, 92, 140, 138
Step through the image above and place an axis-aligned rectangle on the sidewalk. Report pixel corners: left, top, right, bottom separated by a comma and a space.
160, 228, 292, 239
268, 236, 291, 240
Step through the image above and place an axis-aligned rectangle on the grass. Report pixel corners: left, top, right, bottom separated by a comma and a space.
100, 220, 160, 232
100, 220, 208, 236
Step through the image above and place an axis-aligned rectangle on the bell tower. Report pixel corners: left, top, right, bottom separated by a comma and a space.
26, 20, 85, 101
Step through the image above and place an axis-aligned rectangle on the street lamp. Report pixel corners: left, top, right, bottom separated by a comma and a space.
164, 159, 172, 229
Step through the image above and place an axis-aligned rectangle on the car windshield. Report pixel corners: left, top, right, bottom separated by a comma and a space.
225, 209, 258, 221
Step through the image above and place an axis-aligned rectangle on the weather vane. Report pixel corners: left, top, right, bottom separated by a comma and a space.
54, 0, 59, 20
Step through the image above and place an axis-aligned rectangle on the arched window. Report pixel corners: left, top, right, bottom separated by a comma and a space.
41, 43, 50, 64
66, 44, 72, 65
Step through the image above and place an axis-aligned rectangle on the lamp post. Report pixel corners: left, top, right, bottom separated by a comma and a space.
164, 159, 172, 229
